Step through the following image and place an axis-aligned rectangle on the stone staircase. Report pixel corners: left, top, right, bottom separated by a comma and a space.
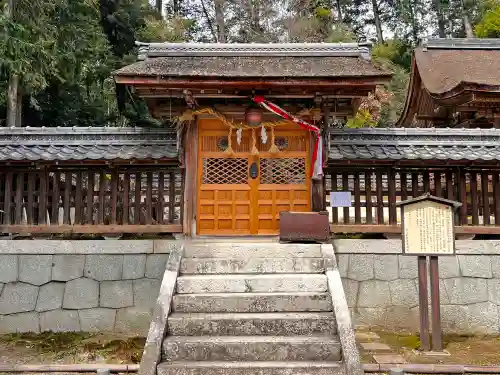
141, 242, 362, 375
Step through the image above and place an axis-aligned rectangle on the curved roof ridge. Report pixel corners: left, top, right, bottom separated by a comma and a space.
135, 41, 372, 60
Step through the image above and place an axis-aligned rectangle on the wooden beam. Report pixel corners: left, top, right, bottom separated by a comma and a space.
0, 224, 183, 234
330, 224, 500, 235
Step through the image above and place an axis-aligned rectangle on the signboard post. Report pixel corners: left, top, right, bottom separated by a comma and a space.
397, 193, 461, 352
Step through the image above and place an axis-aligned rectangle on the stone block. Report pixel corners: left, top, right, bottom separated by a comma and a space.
122, 255, 146, 279
79, 308, 116, 332
0, 255, 18, 283
439, 279, 451, 304
333, 239, 402, 254
442, 302, 499, 335
84, 255, 123, 281
352, 307, 386, 327
341, 278, 359, 308
389, 279, 418, 307
19, 255, 52, 285
173, 292, 332, 313
373, 255, 398, 281
465, 302, 499, 334
438, 257, 461, 278
0, 312, 40, 333
162, 336, 341, 361
373, 354, 407, 364
63, 278, 99, 309
488, 279, 500, 304
153, 240, 182, 253
36, 282, 65, 312
443, 278, 488, 305
398, 256, 417, 278
115, 307, 153, 335
359, 342, 391, 352
0, 282, 38, 314
145, 254, 169, 279
185, 243, 321, 258
52, 255, 85, 281
100, 280, 133, 308
347, 254, 374, 281
492, 256, 500, 278
133, 278, 161, 310
441, 304, 469, 333
337, 255, 349, 278
357, 280, 390, 308
386, 306, 418, 330
458, 255, 492, 278
40, 310, 80, 332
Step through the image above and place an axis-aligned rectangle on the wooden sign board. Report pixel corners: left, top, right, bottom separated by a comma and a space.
398, 194, 461, 256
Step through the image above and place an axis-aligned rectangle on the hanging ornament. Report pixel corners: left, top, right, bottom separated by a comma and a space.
251, 128, 259, 155
261, 125, 267, 144
268, 128, 279, 154
236, 128, 242, 146
224, 128, 234, 156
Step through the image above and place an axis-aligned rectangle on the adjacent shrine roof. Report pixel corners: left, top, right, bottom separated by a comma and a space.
399, 38, 500, 127
0, 127, 178, 162
416, 38, 500, 95
114, 42, 390, 79
328, 128, 500, 162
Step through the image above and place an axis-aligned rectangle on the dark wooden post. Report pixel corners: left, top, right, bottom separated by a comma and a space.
312, 106, 329, 212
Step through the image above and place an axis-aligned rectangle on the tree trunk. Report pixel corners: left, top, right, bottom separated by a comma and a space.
461, 0, 474, 37
6, 0, 19, 128
156, 0, 162, 14
371, 0, 384, 43
15, 87, 22, 127
433, 0, 446, 37
214, 0, 226, 42
250, 0, 261, 40
408, 0, 419, 44
7, 74, 18, 128
336, 0, 343, 21
200, 0, 218, 42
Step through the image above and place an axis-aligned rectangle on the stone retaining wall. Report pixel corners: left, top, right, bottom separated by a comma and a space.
0, 240, 180, 335
335, 240, 500, 334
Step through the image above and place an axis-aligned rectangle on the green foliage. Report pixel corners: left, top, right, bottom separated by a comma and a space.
476, 4, 500, 37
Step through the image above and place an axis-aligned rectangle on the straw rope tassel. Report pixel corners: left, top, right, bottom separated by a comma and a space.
224, 127, 234, 156
251, 128, 259, 155
268, 127, 279, 154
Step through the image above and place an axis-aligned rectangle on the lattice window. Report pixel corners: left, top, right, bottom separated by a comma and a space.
260, 158, 306, 184
203, 158, 248, 184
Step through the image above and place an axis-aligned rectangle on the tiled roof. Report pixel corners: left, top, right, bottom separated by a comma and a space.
114, 42, 390, 79
0, 127, 177, 162
328, 128, 500, 161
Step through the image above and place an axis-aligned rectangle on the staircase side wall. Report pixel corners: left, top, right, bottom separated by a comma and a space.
0, 240, 181, 335
334, 239, 500, 335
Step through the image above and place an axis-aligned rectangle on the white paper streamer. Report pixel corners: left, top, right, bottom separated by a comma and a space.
261, 126, 267, 144
236, 129, 242, 145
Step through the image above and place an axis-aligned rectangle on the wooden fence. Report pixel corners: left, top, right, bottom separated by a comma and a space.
0, 166, 184, 235
325, 166, 500, 235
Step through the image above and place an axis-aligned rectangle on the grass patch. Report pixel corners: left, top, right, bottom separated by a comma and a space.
0, 333, 146, 364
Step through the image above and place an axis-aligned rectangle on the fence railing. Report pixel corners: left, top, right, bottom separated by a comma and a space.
0, 166, 184, 235
324, 166, 500, 234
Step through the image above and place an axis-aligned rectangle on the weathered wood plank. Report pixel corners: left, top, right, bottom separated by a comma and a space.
27, 172, 34, 225
38, 170, 48, 224
158, 172, 165, 224
75, 171, 83, 224
98, 172, 106, 224
169, 171, 176, 224
14, 173, 24, 224
365, 172, 373, 224
388, 168, 396, 225
482, 172, 491, 225
470, 171, 479, 225
123, 172, 130, 225
51, 171, 60, 224
111, 170, 118, 225
0, 224, 183, 234
342, 172, 349, 224
86, 171, 94, 225
353, 172, 361, 224
376, 170, 384, 224
63, 172, 71, 225
135, 172, 142, 225
146, 172, 153, 225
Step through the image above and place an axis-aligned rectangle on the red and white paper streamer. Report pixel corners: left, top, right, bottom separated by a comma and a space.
253, 96, 323, 179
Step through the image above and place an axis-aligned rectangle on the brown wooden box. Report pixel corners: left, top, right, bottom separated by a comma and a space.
279, 211, 330, 242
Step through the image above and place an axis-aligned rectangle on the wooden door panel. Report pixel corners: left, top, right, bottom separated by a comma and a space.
197, 119, 310, 236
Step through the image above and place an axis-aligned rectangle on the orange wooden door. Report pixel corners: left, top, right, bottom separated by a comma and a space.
197, 119, 310, 235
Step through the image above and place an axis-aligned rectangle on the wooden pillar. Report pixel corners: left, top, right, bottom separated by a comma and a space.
312, 106, 328, 212
182, 119, 198, 236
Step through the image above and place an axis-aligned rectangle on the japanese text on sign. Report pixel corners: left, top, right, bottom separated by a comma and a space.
402, 200, 454, 255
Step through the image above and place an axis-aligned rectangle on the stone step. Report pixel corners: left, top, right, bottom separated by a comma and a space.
183, 243, 322, 258
167, 312, 337, 336
172, 292, 333, 313
180, 257, 325, 274
162, 336, 342, 361
176, 274, 328, 294
157, 361, 345, 375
